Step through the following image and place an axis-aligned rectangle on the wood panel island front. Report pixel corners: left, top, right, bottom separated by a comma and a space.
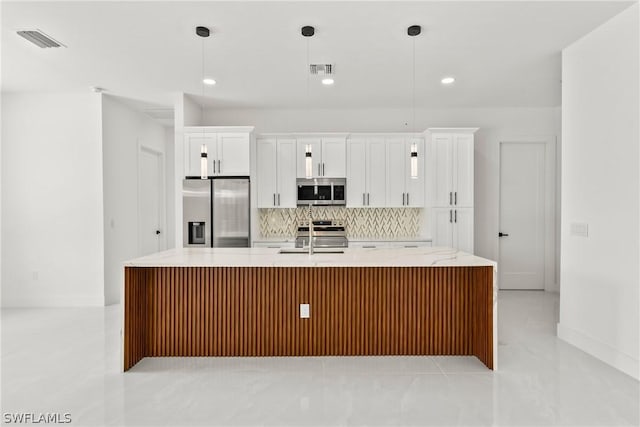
122, 247, 497, 371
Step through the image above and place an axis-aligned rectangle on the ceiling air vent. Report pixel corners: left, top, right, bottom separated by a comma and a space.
16, 30, 65, 48
309, 64, 334, 75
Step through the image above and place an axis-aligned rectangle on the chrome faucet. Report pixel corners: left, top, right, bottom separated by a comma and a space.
308, 204, 314, 255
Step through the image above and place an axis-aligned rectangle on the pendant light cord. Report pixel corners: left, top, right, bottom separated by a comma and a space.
306, 37, 310, 109
412, 36, 416, 135
201, 36, 205, 114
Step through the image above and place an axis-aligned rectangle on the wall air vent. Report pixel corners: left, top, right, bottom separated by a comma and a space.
309, 64, 334, 75
16, 30, 66, 48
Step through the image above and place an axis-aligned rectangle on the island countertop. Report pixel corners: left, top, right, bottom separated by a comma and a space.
124, 246, 496, 268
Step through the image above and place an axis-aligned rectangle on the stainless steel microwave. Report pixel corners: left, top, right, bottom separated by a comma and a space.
296, 178, 346, 206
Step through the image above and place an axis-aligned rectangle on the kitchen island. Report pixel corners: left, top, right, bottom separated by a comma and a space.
122, 247, 497, 371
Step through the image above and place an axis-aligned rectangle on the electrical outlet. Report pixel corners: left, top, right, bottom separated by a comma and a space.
300, 303, 310, 319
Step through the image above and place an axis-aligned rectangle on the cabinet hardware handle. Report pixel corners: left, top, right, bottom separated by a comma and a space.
404, 245, 418, 248
363, 245, 376, 248
407, 193, 410, 206
449, 192, 452, 205
367, 193, 370, 206
363, 193, 366, 205
322, 163, 325, 176
455, 192, 457, 205
449, 209, 452, 223
212, 160, 216, 174
455, 210, 457, 223
273, 194, 276, 206
277, 193, 280, 206
218, 160, 221, 173
318, 163, 321, 176
402, 193, 405, 206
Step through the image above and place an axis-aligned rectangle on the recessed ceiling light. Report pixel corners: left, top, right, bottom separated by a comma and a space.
441, 77, 455, 85
203, 78, 216, 85
321, 78, 334, 85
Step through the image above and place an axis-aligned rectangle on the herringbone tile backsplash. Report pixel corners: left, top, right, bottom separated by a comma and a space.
258, 208, 422, 239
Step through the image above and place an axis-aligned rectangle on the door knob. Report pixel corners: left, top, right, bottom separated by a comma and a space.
155, 230, 161, 235
498, 232, 509, 237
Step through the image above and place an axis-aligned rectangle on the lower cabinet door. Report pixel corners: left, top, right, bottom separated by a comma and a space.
432, 208, 454, 248
453, 208, 474, 254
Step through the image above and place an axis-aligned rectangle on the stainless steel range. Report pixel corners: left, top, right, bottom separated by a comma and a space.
295, 220, 348, 248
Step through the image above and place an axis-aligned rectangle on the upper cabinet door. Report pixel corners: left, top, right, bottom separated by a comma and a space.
321, 137, 347, 177
217, 133, 250, 176
276, 138, 297, 208
256, 138, 277, 208
296, 138, 321, 178
453, 134, 474, 207
346, 138, 367, 207
431, 134, 454, 207
386, 138, 406, 207
405, 138, 424, 207
185, 133, 217, 177
367, 138, 387, 207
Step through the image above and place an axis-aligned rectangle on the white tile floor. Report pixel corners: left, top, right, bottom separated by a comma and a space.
1, 291, 638, 426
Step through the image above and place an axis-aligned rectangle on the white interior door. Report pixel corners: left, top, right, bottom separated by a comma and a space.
499, 142, 545, 290
139, 146, 164, 256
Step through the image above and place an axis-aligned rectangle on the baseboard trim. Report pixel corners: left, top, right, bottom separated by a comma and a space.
1, 294, 104, 307
557, 322, 639, 380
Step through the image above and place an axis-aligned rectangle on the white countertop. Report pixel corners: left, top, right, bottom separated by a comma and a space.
125, 247, 496, 268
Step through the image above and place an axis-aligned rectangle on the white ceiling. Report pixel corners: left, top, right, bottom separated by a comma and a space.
1, 1, 634, 109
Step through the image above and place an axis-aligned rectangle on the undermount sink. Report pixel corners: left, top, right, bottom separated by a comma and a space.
278, 249, 345, 254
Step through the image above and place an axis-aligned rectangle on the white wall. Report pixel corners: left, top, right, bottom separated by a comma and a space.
204, 106, 561, 287
102, 95, 168, 305
1, 93, 104, 306
558, 4, 639, 379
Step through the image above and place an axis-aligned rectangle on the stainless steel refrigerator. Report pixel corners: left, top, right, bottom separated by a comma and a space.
183, 178, 250, 248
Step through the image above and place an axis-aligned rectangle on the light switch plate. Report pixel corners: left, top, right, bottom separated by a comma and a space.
570, 222, 589, 237
300, 303, 310, 319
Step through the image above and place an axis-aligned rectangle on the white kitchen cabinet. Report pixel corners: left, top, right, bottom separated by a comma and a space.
296, 137, 346, 178
429, 129, 477, 253
256, 137, 297, 208
430, 130, 475, 208
386, 137, 425, 208
184, 127, 252, 177
346, 137, 386, 207
432, 207, 473, 253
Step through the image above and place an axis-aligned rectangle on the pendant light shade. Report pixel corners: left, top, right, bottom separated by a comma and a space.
410, 143, 418, 179
200, 144, 208, 179
305, 144, 313, 178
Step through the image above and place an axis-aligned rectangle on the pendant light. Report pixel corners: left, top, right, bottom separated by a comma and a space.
302, 26, 314, 179
197, 26, 210, 179
408, 25, 421, 180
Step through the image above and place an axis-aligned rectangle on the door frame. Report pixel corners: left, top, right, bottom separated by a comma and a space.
498, 137, 557, 291
138, 143, 166, 255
